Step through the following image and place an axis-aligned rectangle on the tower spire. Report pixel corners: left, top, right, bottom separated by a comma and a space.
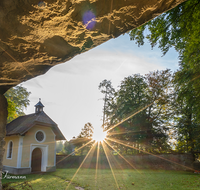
35, 98, 44, 113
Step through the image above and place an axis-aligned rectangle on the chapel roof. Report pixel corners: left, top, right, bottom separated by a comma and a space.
6, 102, 65, 140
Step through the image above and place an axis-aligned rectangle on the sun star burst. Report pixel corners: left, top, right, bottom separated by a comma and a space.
92, 127, 107, 142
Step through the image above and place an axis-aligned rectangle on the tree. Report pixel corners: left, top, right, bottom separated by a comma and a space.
172, 68, 200, 159
101, 71, 172, 154
4, 85, 31, 123
112, 74, 148, 151
145, 69, 173, 153
129, 0, 200, 158
70, 122, 94, 155
98, 79, 116, 129
78, 122, 94, 138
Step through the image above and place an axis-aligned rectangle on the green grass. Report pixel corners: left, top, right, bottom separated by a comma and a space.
2, 169, 200, 190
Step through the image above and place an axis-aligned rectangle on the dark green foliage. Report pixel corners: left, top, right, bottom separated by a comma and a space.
4, 85, 31, 123
99, 70, 173, 154
174, 68, 200, 156
129, 0, 200, 56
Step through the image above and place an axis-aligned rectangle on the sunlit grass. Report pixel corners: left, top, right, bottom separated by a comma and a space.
66, 142, 97, 189
104, 139, 139, 172
101, 141, 120, 189
2, 169, 200, 190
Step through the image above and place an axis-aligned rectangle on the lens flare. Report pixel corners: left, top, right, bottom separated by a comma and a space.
38, 1, 47, 9
82, 10, 96, 30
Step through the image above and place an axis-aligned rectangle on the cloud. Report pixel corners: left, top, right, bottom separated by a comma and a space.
51, 48, 166, 78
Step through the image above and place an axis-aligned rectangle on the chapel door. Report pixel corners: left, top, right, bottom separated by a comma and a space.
31, 148, 42, 172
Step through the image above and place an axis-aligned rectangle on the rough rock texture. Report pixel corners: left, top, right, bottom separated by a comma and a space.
0, 0, 187, 93
0, 94, 7, 190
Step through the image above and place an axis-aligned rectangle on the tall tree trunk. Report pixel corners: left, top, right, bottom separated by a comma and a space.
0, 94, 8, 190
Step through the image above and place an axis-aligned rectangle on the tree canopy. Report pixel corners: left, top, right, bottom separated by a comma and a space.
129, 0, 200, 56
4, 85, 31, 123
99, 70, 173, 154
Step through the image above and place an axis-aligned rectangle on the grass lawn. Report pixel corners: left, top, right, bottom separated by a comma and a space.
2, 169, 200, 190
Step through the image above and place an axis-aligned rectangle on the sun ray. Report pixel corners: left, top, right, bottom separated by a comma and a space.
107, 129, 153, 136
103, 140, 123, 171
106, 98, 162, 133
56, 139, 94, 166
101, 141, 120, 190
104, 139, 140, 173
81, 141, 97, 169
107, 137, 195, 171
107, 130, 131, 136
66, 141, 97, 190
95, 141, 100, 187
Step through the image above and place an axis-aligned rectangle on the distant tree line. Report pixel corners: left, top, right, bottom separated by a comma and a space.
56, 141, 74, 155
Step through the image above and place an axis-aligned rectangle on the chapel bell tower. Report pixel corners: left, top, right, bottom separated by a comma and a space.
35, 99, 44, 113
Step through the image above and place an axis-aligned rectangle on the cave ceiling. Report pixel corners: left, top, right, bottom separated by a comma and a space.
0, 0, 187, 93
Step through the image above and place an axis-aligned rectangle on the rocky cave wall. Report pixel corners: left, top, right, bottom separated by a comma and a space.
0, 0, 187, 93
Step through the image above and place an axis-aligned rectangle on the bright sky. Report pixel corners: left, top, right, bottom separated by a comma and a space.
22, 33, 179, 141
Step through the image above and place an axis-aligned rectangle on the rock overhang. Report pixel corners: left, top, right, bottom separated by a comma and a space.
0, 0, 187, 94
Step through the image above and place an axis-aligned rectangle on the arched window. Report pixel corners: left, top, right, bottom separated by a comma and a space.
7, 141, 13, 159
